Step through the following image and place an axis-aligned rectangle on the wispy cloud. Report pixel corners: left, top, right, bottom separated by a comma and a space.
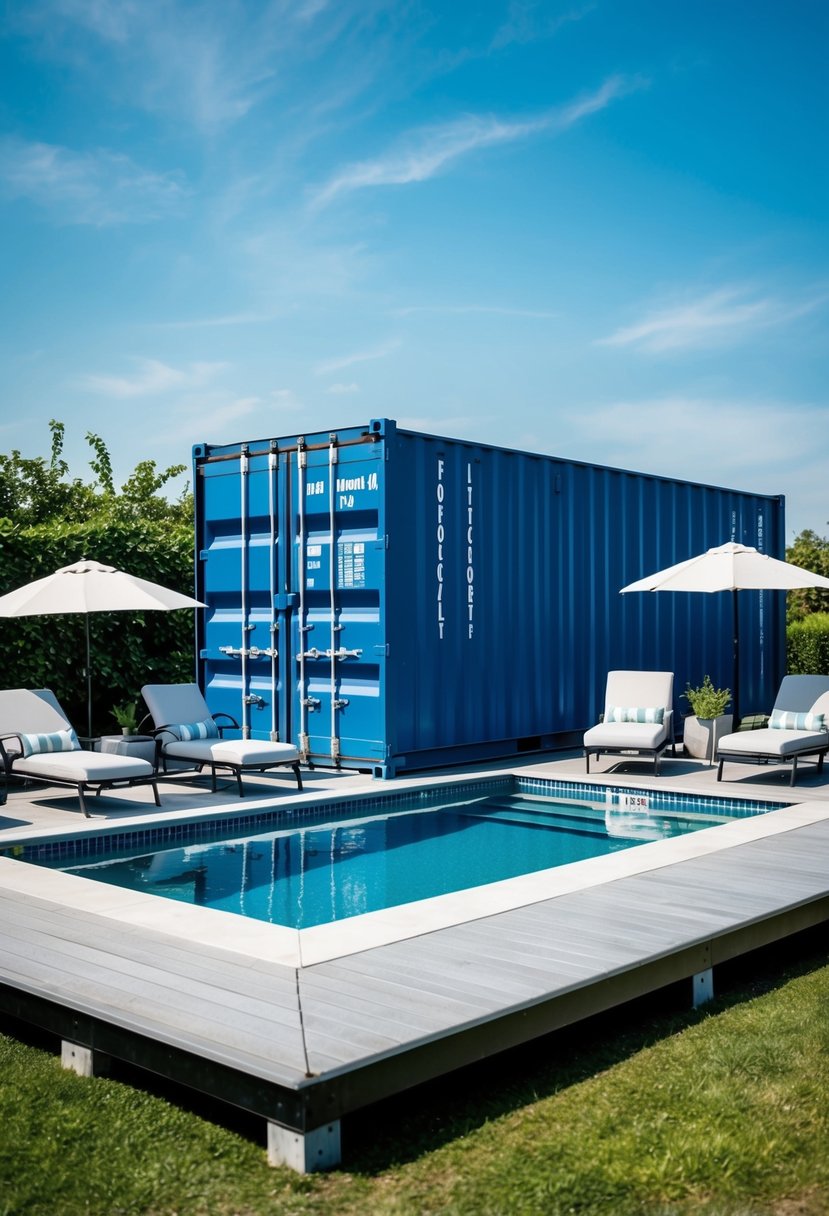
163, 394, 263, 442
0, 136, 186, 226
394, 303, 557, 319
81, 358, 227, 398
314, 340, 400, 375
597, 285, 828, 353
159, 311, 285, 330
310, 75, 644, 209
327, 382, 360, 394
269, 388, 304, 411
490, 2, 596, 51
12, 0, 387, 134
13, 1, 275, 131
559, 396, 826, 522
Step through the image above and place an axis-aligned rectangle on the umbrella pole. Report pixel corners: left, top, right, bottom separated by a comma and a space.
85, 614, 93, 740
732, 590, 740, 726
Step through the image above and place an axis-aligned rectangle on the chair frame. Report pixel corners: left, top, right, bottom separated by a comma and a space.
716, 742, 826, 787
716, 675, 829, 786
584, 671, 676, 776
141, 684, 303, 797
0, 687, 161, 818
148, 715, 304, 796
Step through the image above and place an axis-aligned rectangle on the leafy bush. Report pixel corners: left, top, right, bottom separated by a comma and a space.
786, 529, 829, 623
0, 424, 195, 733
787, 613, 829, 675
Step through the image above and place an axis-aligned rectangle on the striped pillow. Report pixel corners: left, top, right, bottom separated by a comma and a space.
172, 719, 220, 742
605, 706, 665, 725
769, 709, 826, 732
19, 728, 81, 758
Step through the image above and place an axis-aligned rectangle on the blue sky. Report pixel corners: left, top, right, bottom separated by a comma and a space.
1, 1, 826, 540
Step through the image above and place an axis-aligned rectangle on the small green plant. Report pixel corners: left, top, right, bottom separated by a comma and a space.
682, 675, 731, 719
111, 700, 139, 734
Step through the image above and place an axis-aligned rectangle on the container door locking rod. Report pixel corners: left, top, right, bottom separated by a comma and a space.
296, 440, 310, 761
267, 448, 279, 741
328, 435, 340, 763
239, 447, 250, 738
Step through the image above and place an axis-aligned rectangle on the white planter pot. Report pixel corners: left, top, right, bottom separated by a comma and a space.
683, 714, 734, 762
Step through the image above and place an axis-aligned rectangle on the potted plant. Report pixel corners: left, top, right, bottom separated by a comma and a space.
681, 676, 733, 762
111, 701, 140, 737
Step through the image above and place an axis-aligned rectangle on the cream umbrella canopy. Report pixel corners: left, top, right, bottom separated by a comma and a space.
620, 542, 829, 722
0, 560, 205, 737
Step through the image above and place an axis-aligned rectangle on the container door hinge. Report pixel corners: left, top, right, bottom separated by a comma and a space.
332, 699, 349, 709
302, 697, 321, 710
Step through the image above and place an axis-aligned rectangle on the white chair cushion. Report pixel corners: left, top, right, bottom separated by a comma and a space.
163, 739, 300, 765
717, 728, 828, 759
14, 750, 153, 782
583, 722, 668, 750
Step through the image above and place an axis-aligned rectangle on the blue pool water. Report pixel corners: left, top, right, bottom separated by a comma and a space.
9, 779, 784, 930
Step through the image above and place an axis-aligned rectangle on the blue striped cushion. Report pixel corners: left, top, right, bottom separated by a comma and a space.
19, 728, 80, 758
606, 706, 665, 725
769, 709, 826, 732
173, 719, 220, 741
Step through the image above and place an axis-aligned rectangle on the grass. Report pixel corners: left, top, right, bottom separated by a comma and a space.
1, 941, 828, 1216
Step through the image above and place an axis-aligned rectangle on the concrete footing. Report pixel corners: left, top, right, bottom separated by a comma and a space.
267, 1119, 341, 1172
61, 1041, 110, 1077
692, 967, 714, 1007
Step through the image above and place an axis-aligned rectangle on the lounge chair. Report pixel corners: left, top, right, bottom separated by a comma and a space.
141, 683, 303, 795
0, 687, 160, 817
716, 674, 829, 785
584, 670, 675, 775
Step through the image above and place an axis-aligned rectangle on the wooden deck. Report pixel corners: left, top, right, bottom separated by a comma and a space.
2, 797, 828, 1171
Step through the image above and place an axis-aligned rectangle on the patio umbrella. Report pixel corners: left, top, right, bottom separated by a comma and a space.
619, 542, 829, 723
0, 559, 205, 737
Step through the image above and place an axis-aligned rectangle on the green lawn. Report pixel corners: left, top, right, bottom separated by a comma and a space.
2, 944, 828, 1216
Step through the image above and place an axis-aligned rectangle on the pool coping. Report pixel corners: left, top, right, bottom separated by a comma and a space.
2, 769, 828, 968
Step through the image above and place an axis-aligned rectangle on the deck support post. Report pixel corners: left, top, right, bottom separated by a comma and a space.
267, 1119, 341, 1173
61, 1041, 110, 1077
692, 967, 714, 1007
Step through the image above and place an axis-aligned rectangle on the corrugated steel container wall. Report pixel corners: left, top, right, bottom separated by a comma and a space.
193, 418, 785, 776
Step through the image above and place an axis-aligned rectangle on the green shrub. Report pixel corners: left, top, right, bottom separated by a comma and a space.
0, 425, 195, 733
786, 612, 829, 675
0, 518, 195, 732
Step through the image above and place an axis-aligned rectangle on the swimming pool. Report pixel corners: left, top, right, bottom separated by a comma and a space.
7, 777, 784, 930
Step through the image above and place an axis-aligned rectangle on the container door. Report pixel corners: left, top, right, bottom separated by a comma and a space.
291, 434, 387, 767
196, 443, 294, 742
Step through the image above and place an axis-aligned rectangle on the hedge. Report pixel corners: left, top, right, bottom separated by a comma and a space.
0, 517, 195, 734
786, 613, 829, 677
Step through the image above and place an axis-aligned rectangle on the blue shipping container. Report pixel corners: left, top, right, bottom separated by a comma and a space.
193, 418, 785, 776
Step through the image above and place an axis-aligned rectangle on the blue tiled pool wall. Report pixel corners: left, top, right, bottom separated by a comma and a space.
1, 776, 785, 866
1, 776, 515, 864
517, 778, 787, 820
